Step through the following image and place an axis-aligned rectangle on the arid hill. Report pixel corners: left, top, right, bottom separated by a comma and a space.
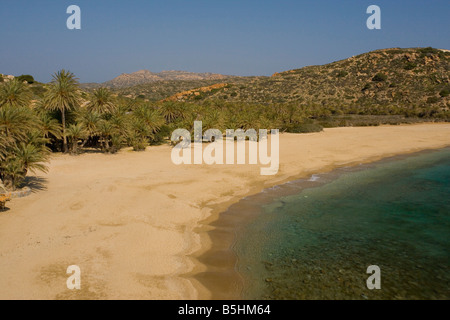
101, 70, 232, 88
163, 48, 449, 111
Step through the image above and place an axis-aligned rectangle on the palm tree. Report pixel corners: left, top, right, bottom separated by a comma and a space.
0, 105, 35, 142
77, 110, 101, 137
236, 107, 260, 131
13, 142, 49, 177
0, 159, 24, 190
43, 70, 81, 153
87, 88, 116, 114
128, 130, 148, 151
39, 113, 62, 139
109, 109, 130, 134
202, 109, 225, 131
97, 120, 115, 152
0, 135, 10, 161
1, 143, 49, 190
0, 78, 32, 108
66, 123, 88, 154
159, 102, 188, 124
159, 102, 178, 123
134, 105, 164, 134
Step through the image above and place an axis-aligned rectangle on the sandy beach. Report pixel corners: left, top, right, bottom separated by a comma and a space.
0, 123, 449, 300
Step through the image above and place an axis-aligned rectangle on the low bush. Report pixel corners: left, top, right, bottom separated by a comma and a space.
336, 71, 348, 78
404, 62, 417, 70
439, 88, 450, 97
17, 75, 34, 84
287, 123, 324, 133
426, 96, 439, 104
372, 73, 387, 82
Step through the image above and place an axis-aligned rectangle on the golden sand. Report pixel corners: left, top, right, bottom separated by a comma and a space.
0, 123, 449, 299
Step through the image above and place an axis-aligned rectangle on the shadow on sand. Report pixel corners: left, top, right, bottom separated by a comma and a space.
23, 176, 48, 193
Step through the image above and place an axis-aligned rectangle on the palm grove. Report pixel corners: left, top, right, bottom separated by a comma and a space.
0, 70, 167, 191
0, 70, 306, 191
1, 66, 449, 192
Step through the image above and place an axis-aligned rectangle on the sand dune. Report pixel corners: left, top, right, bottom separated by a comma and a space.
0, 123, 449, 299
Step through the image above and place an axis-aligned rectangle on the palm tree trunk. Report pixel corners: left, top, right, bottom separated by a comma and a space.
62, 109, 67, 153
73, 138, 78, 154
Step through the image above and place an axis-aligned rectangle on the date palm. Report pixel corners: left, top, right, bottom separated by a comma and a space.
43, 70, 81, 153
0, 78, 32, 108
39, 113, 62, 139
66, 123, 88, 154
13, 142, 49, 177
159, 102, 188, 124
0, 159, 24, 190
87, 88, 116, 114
134, 105, 164, 134
1, 143, 49, 190
0, 135, 9, 161
0, 105, 35, 143
77, 110, 101, 137
202, 109, 225, 131
97, 120, 115, 152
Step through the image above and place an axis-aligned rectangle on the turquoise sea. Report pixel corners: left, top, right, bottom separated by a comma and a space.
233, 148, 450, 300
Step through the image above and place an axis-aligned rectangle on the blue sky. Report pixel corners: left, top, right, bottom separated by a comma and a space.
0, 0, 448, 83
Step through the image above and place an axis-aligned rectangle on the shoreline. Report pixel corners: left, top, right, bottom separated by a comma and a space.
0, 123, 449, 299
191, 146, 450, 300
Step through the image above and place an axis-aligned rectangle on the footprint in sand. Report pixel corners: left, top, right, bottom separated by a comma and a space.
70, 202, 84, 211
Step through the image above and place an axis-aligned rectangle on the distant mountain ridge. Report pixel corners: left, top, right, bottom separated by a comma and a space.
99, 70, 232, 88
165, 47, 449, 109
106, 47, 449, 110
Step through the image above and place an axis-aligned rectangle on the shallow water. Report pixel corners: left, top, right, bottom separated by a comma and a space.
235, 148, 450, 300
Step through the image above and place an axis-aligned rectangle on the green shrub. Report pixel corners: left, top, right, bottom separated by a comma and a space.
17, 75, 34, 84
150, 125, 171, 145
426, 96, 439, 104
30, 85, 48, 97
287, 123, 324, 133
419, 47, 439, 55
336, 70, 348, 78
132, 137, 147, 151
404, 62, 417, 70
439, 88, 450, 97
372, 73, 387, 82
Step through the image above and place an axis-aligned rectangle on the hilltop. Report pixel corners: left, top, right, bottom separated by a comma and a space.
85, 70, 234, 89
159, 47, 449, 111
99, 47, 449, 114
3, 47, 449, 116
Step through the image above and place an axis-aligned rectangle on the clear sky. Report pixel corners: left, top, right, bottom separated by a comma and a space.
0, 0, 448, 83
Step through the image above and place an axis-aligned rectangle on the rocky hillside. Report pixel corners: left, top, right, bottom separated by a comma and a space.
170, 48, 450, 111
162, 83, 230, 102
107, 77, 250, 101
101, 70, 232, 88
